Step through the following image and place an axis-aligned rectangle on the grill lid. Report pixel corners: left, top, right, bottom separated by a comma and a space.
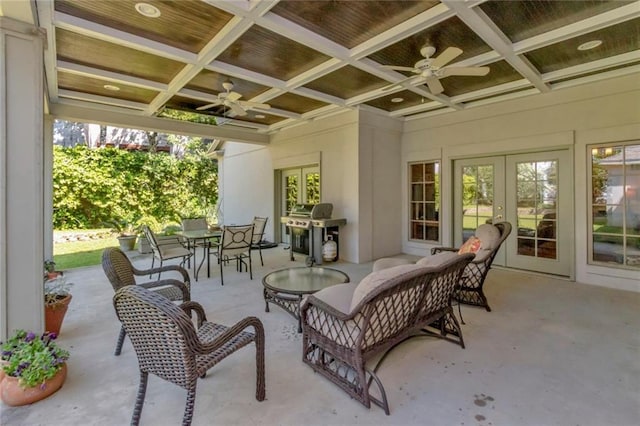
289, 203, 333, 219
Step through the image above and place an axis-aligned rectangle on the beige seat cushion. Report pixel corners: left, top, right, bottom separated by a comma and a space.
305, 283, 356, 314
350, 264, 424, 313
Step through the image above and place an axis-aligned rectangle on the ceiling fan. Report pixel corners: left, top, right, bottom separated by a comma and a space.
381, 46, 490, 95
196, 80, 271, 116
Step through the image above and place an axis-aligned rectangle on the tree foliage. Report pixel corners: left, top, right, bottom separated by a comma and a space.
52, 146, 217, 230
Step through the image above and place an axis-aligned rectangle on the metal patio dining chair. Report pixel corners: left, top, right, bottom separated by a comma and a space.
113, 285, 265, 426
101, 247, 190, 356
251, 216, 268, 266
143, 225, 193, 279
213, 224, 254, 286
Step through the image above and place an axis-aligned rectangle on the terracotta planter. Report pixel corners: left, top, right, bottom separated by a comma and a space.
0, 363, 67, 406
44, 294, 72, 335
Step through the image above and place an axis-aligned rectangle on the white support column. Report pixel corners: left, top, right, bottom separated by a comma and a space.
0, 17, 45, 339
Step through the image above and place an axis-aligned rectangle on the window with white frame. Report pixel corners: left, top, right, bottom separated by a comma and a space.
409, 161, 440, 242
589, 143, 640, 269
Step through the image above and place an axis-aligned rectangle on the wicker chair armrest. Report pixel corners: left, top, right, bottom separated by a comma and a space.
179, 301, 207, 326
139, 279, 191, 301
132, 264, 190, 283
430, 246, 458, 255
193, 316, 264, 355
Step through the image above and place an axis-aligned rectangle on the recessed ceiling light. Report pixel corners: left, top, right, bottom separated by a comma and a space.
577, 40, 602, 51
391, 97, 404, 103
103, 84, 120, 91
255, 114, 266, 119
135, 3, 161, 18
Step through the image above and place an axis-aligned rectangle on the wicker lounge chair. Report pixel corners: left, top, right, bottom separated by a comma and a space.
113, 285, 265, 426
101, 247, 191, 356
431, 222, 512, 312
301, 253, 473, 415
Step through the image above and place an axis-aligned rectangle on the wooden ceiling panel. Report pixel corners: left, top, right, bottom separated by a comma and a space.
55, 0, 233, 53
524, 18, 640, 74
187, 70, 270, 98
57, 71, 159, 103
56, 29, 185, 84
367, 16, 492, 68
441, 60, 522, 97
269, 0, 439, 49
267, 93, 329, 114
480, 0, 634, 43
233, 113, 287, 126
216, 25, 330, 81
364, 90, 427, 112
303, 66, 388, 99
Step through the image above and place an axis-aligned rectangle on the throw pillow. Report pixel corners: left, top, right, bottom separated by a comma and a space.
458, 236, 481, 254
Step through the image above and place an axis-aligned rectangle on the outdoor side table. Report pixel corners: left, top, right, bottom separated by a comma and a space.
262, 266, 350, 332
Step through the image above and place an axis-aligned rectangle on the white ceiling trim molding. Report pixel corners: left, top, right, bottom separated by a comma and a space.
57, 61, 168, 92
58, 90, 149, 110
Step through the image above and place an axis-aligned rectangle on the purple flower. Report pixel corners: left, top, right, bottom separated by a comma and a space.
48, 332, 57, 340
24, 332, 36, 342
39, 383, 47, 391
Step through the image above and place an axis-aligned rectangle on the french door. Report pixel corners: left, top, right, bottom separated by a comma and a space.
454, 150, 573, 276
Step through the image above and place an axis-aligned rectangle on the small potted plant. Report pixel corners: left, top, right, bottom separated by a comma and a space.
0, 330, 70, 406
44, 259, 61, 280
107, 218, 141, 251
44, 276, 73, 335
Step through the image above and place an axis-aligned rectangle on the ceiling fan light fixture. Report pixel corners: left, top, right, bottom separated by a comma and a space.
135, 3, 161, 18
391, 97, 404, 103
577, 40, 602, 51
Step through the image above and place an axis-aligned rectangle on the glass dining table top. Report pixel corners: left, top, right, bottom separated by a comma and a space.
175, 229, 221, 240
262, 266, 350, 295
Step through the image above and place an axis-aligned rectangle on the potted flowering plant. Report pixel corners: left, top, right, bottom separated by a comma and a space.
0, 330, 70, 406
44, 276, 73, 335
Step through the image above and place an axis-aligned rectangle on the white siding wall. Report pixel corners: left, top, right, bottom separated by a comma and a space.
403, 73, 640, 292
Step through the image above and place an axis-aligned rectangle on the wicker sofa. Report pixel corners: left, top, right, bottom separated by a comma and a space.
300, 252, 473, 415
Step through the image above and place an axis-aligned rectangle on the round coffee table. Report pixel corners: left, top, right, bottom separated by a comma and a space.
262, 266, 350, 332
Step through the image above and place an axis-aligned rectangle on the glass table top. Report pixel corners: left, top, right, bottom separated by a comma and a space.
262, 266, 350, 294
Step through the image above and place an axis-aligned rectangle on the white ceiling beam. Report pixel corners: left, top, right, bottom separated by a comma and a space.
450, 79, 533, 103
50, 103, 269, 145
443, 0, 550, 93
542, 50, 640, 82
57, 90, 148, 110
350, 3, 454, 59
53, 11, 195, 63
54, 98, 147, 115
290, 87, 346, 106
513, 2, 640, 54
57, 61, 168, 92
551, 64, 640, 91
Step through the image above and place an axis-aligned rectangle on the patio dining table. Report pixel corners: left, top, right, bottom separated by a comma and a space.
175, 229, 221, 281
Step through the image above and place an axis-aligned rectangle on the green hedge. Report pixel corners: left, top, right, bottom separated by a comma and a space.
52, 146, 218, 230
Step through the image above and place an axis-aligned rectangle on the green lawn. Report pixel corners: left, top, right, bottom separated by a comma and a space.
53, 232, 119, 270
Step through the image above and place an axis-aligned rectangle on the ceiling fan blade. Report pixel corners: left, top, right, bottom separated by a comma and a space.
441, 66, 490, 77
227, 101, 247, 116
227, 91, 242, 101
196, 101, 222, 111
382, 75, 422, 92
239, 101, 271, 110
426, 78, 444, 95
380, 65, 419, 73
431, 47, 463, 69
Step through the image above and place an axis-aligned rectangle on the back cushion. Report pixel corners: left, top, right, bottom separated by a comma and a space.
417, 251, 460, 267
350, 264, 423, 313
475, 224, 501, 250
458, 236, 481, 254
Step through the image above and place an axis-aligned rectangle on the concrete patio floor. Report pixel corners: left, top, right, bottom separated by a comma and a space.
2, 246, 639, 426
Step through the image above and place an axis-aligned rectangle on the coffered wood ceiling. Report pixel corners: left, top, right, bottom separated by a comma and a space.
30, 0, 640, 135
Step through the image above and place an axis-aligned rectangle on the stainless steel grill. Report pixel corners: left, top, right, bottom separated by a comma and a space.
281, 203, 346, 265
